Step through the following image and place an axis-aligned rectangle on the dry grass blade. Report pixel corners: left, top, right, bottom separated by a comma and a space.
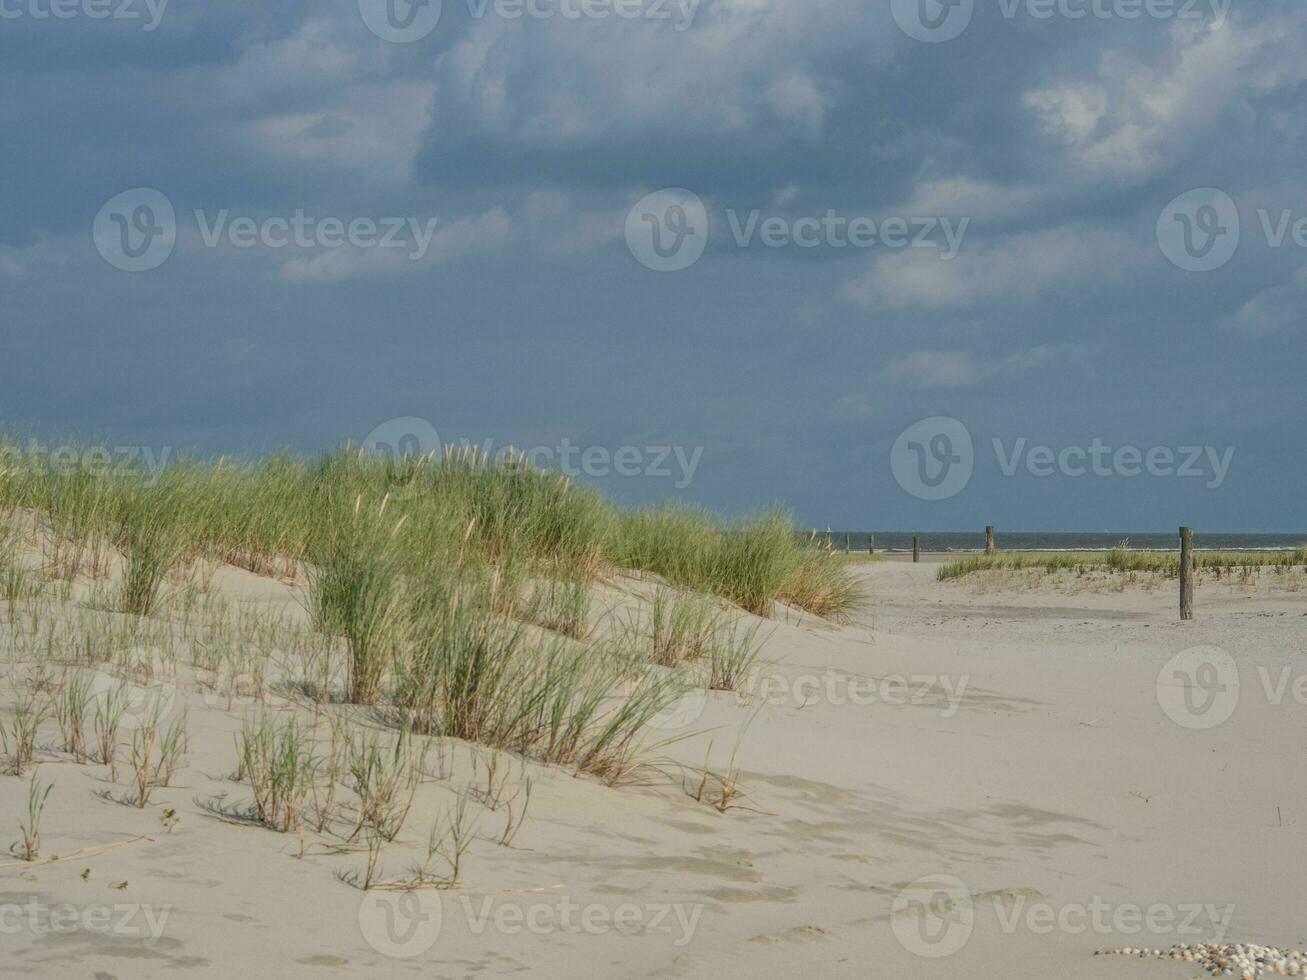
14, 772, 53, 862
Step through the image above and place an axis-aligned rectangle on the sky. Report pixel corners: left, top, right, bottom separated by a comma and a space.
1, 0, 1304, 531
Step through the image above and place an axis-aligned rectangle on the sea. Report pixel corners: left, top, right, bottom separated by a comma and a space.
817, 532, 1307, 553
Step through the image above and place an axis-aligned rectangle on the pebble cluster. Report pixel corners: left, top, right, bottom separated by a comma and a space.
1097, 943, 1307, 977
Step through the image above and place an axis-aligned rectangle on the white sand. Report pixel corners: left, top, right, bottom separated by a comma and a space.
3, 554, 1305, 978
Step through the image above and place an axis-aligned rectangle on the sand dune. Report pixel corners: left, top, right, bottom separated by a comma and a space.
3, 555, 1304, 978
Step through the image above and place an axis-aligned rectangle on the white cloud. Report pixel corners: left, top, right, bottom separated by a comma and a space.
429, 0, 884, 154
0, 246, 35, 278
0, 237, 68, 278
773, 184, 801, 206
1023, 18, 1304, 181
234, 80, 435, 189
882, 349, 977, 388
278, 208, 512, 283
766, 70, 828, 136
842, 226, 1138, 311
895, 176, 1043, 225
519, 191, 626, 255
1024, 85, 1108, 148
879, 344, 1084, 389
1222, 269, 1307, 337
199, 18, 435, 189
213, 18, 363, 108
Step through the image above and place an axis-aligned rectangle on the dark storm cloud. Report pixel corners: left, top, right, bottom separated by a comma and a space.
1, 0, 1304, 528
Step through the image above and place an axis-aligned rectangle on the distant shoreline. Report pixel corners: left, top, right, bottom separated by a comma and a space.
872, 546, 1303, 554
815, 531, 1307, 554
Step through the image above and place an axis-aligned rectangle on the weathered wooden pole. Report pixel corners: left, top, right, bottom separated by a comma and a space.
867, 534, 875, 556
985, 525, 996, 555
1179, 526, 1195, 621
912, 535, 920, 563
845, 533, 851, 553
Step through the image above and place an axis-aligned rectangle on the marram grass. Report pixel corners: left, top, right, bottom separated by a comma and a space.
938, 546, 1307, 582
0, 439, 856, 621
0, 439, 856, 782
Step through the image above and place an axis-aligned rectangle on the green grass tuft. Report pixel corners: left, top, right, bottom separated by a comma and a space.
938, 545, 1307, 582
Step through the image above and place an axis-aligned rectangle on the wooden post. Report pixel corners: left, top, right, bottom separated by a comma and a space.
867, 534, 875, 556
844, 533, 851, 553
912, 535, 920, 563
985, 525, 995, 555
1179, 526, 1195, 620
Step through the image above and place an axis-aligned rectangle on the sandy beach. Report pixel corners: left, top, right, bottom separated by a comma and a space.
6, 0, 1303, 975
3, 548, 1304, 979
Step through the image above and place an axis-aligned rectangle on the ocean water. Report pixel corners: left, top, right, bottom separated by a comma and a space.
816, 532, 1307, 553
